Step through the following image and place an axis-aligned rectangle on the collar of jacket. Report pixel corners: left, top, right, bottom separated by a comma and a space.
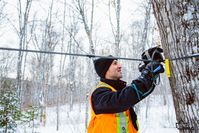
100, 78, 127, 91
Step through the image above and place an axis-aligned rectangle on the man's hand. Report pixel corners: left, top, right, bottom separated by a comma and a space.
145, 61, 165, 77
134, 61, 164, 100
137, 61, 164, 90
139, 46, 164, 72
141, 46, 164, 65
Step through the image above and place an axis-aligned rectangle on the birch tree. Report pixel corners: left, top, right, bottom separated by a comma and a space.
75, 0, 95, 54
30, 0, 59, 125
56, 0, 67, 130
16, 0, 32, 107
0, 0, 6, 25
108, 0, 121, 56
73, 0, 96, 129
67, 6, 81, 111
140, 1, 152, 51
151, 0, 199, 132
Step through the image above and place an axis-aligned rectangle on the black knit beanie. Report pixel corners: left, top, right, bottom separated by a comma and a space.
93, 55, 116, 78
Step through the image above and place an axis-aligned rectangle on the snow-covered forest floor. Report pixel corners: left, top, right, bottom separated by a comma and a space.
138, 95, 179, 133
16, 95, 179, 133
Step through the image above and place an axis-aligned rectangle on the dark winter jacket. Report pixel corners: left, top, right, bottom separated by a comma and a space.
91, 76, 156, 130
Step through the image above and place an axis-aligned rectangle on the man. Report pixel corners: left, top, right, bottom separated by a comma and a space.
87, 50, 164, 133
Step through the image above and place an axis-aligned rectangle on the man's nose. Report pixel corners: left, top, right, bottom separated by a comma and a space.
118, 63, 122, 68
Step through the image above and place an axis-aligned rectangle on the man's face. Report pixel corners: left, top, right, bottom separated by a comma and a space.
105, 60, 122, 80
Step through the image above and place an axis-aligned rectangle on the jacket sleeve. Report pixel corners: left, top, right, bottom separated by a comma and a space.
92, 78, 155, 114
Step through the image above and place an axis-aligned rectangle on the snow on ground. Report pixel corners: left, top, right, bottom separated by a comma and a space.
17, 95, 179, 133
17, 105, 86, 133
138, 95, 179, 133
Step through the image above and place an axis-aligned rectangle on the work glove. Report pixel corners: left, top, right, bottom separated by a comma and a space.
143, 61, 165, 79
133, 61, 164, 101
131, 60, 164, 102
141, 46, 164, 65
136, 61, 164, 94
139, 46, 164, 72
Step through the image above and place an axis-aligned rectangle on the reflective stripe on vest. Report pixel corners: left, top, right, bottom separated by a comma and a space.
116, 112, 129, 133
97, 81, 129, 133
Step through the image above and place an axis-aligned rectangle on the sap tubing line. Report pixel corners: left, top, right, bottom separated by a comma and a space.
0, 47, 198, 62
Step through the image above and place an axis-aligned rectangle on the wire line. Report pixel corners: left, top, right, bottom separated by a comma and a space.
0, 47, 149, 61
0, 47, 198, 62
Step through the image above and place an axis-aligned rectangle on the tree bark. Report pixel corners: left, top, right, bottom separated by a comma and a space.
151, 0, 199, 132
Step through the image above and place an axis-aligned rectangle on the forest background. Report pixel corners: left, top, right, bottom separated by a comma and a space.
0, 0, 198, 133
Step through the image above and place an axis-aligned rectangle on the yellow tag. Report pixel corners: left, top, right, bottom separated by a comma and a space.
165, 59, 171, 78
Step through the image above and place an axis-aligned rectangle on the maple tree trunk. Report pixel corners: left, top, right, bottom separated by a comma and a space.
151, 0, 199, 132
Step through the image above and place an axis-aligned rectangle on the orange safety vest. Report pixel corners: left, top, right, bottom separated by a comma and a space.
87, 81, 138, 133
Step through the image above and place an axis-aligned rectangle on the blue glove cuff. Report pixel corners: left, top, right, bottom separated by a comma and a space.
153, 65, 161, 73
